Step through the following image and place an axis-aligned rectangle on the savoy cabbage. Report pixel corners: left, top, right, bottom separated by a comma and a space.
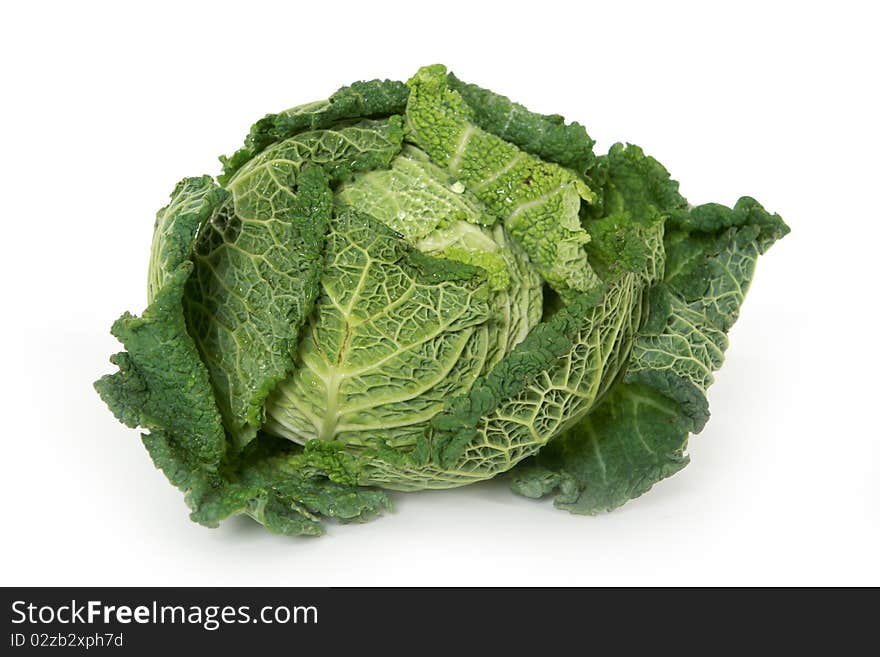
96, 64, 788, 535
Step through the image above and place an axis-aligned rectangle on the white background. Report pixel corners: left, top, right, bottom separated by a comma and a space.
1, 0, 877, 586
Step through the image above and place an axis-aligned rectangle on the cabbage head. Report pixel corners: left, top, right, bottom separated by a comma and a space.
96, 64, 788, 535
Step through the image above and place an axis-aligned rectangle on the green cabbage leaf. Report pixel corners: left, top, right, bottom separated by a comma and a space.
96, 65, 788, 535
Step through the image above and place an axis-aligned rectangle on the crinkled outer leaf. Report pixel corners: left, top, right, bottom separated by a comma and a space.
98, 179, 390, 535
192, 437, 391, 537
446, 72, 595, 172
405, 64, 599, 294
583, 143, 688, 280
511, 176, 790, 512
184, 120, 404, 445
146, 177, 229, 303
219, 79, 409, 184
508, 382, 691, 512
139, 429, 390, 537
96, 178, 234, 526
96, 177, 228, 466
221, 71, 595, 185
221, 72, 595, 186
626, 197, 790, 430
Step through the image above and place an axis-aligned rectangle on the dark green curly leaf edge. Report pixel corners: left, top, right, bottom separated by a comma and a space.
96, 177, 390, 535
511, 158, 790, 514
